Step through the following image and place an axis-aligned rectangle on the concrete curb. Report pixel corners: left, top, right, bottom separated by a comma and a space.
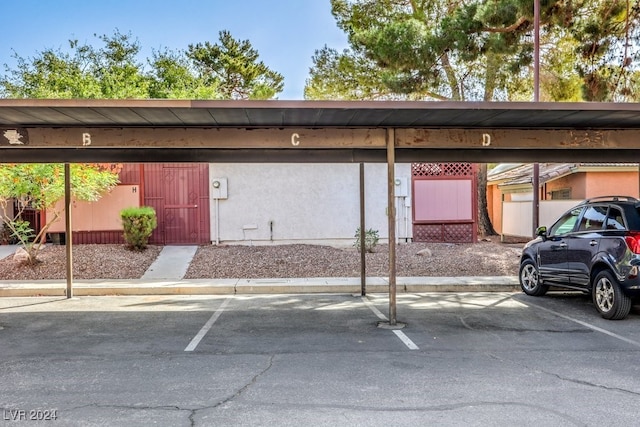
0, 276, 520, 297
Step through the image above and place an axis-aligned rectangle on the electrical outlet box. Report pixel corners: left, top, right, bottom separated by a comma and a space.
212, 178, 228, 199
394, 177, 409, 197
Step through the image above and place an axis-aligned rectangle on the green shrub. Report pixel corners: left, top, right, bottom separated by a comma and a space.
120, 206, 157, 250
354, 227, 379, 253
9, 219, 34, 243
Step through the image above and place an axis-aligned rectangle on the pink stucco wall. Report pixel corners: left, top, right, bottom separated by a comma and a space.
47, 185, 140, 233
585, 171, 639, 198
543, 171, 638, 200
487, 183, 502, 234
488, 169, 640, 234
544, 173, 586, 199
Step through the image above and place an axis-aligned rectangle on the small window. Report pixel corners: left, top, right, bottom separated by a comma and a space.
550, 188, 571, 200
550, 207, 582, 236
578, 206, 607, 231
605, 207, 626, 230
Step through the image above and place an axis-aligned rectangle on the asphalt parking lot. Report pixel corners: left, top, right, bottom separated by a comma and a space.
2, 291, 640, 426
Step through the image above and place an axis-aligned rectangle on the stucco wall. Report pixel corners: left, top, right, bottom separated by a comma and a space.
487, 184, 502, 234
490, 168, 640, 237
502, 200, 582, 238
47, 185, 140, 232
544, 173, 586, 199
585, 171, 639, 198
209, 163, 412, 245
543, 171, 638, 200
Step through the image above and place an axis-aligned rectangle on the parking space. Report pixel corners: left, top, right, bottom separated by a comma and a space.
2, 292, 640, 426
376, 292, 640, 351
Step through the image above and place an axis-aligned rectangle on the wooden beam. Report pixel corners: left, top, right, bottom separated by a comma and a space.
5, 128, 386, 149
396, 128, 640, 149
6, 127, 640, 150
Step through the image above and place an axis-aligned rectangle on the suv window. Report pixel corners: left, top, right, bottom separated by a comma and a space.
578, 206, 607, 231
605, 207, 626, 230
550, 207, 582, 236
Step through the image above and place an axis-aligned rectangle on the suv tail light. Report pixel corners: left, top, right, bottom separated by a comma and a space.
625, 233, 640, 254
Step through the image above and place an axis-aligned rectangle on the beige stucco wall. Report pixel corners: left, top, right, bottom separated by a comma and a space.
209, 163, 412, 245
47, 185, 140, 232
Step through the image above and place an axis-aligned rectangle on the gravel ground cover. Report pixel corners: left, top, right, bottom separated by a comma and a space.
0, 245, 163, 280
0, 240, 522, 280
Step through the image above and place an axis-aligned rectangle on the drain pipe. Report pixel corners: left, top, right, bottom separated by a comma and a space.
404, 198, 410, 242
215, 198, 220, 245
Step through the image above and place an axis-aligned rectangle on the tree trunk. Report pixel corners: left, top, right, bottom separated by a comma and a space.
477, 163, 497, 237
476, 55, 500, 237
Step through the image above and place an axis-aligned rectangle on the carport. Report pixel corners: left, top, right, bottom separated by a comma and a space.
2, 99, 640, 325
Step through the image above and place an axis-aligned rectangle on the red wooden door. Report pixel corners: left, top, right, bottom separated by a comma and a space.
144, 164, 210, 245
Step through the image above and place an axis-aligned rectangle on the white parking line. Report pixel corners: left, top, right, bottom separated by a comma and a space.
362, 297, 419, 350
362, 297, 388, 321
522, 299, 640, 349
184, 297, 232, 352
392, 330, 420, 350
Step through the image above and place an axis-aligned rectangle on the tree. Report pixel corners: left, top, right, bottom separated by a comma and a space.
0, 30, 147, 99
90, 31, 150, 99
321, 0, 640, 103
147, 48, 220, 99
0, 164, 120, 264
306, 0, 640, 235
571, 1, 640, 101
187, 30, 284, 99
305, 46, 404, 100
1, 29, 284, 100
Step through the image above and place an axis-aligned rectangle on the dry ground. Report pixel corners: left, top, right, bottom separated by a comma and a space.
0, 240, 523, 280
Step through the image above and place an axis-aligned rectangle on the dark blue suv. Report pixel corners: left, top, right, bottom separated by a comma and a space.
519, 196, 640, 320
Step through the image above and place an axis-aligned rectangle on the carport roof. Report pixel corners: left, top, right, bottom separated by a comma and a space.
2, 99, 640, 128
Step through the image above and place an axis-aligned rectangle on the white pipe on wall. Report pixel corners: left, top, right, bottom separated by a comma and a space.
215, 198, 220, 245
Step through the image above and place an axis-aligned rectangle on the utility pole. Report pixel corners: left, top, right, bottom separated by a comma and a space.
532, 0, 540, 236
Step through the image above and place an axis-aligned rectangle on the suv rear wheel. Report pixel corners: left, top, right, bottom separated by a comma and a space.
519, 259, 549, 296
593, 270, 632, 320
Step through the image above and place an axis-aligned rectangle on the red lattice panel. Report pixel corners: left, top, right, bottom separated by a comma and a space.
413, 223, 474, 243
412, 163, 474, 177
443, 223, 474, 242
413, 224, 443, 242
70, 231, 126, 244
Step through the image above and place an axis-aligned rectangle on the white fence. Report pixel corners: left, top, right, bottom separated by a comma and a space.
501, 200, 582, 238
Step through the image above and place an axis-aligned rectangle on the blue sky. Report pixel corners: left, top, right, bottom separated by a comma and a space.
0, 0, 349, 99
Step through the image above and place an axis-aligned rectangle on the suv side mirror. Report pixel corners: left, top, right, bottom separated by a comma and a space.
536, 226, 548, 240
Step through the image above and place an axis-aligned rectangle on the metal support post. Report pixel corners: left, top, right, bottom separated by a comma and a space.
64, 163, 73, 298
360, 163, 366, 296
387, 129, 397, 325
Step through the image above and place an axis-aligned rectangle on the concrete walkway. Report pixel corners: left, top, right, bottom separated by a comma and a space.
141, 245, 198, 280
0, 245, 18, 260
